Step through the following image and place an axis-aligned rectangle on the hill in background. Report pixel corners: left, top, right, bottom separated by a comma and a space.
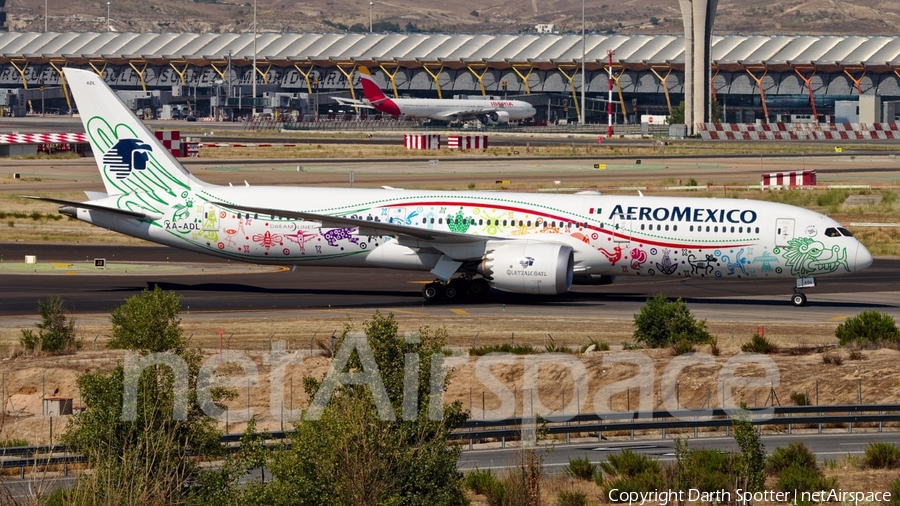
5, 0, 900, 37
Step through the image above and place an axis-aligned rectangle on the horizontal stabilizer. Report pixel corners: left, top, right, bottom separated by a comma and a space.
22, 196, 162, 220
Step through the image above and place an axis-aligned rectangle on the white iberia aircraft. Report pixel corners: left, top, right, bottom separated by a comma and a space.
30, 68, 872, 306
332, 66, 537, 124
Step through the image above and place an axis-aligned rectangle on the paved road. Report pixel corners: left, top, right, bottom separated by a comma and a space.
458, 431, 900, 471
0, 244, 896, 321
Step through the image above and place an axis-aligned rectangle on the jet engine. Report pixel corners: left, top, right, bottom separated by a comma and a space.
478, 241, 573, 295
481, 110, 510, 125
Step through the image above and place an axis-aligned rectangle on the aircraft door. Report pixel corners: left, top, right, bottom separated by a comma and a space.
201, 205, 220, 232
612, 213, 632, 243
775, 218, 794, 247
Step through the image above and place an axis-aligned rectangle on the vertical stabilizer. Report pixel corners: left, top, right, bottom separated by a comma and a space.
356, 66, 389, 103
62, 67, 206, 198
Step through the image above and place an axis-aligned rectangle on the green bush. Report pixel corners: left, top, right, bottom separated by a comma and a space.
601, 450, 665, 500
835, 311, 900, 346
790, 392, 810, 406
557, 490, 588, 506
773, 463, 837, 493
741, 334, 775, 354
470, 343, 536, 356
565, 456, 597, 481
463, 468, 498, 495
889, 477, 900, 506
768, 442, 817, 475
545, 343, 573, 354
863, 442, 900, 469
675, 440, 736, 495
633, 294, 711, 348
19, 296, 79, 353
581, 337, 610, 353
0, 438, 31, 447
672, 338, 695, 355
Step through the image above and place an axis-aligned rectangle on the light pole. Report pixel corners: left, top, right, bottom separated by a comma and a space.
39, 78, 44, 116
44, 0, 48, 32
580, 0, 585, 125
252, 0, 257, 117
369, 1, 373, 33
106, 2, 110, 32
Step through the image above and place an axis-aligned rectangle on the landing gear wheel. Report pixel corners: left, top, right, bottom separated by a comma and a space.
447, 278, 468, 299
791, 293, 807, 307
469, 278, 490, 298
444, 285, 460, 300
422, 283, 443, 302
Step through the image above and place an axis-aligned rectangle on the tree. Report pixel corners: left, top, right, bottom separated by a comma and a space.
732, 404, 766, 493
633, 293, 712, 348
667, 100, 685, 125
711, 97, 724, 123
61, 288, 224, 505
649, 16, 659, 25
20, 296, 79, 353
218, 312, 468, 506
108, 285, 186, 353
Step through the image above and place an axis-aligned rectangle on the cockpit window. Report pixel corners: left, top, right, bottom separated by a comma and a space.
837, 227, 854, 237
824, 227, 841, 237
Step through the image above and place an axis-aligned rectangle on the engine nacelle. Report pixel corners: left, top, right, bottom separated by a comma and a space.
478, 241, 573, 295
482, 110, 510, 125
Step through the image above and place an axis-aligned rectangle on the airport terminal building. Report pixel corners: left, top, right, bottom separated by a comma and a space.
2, 31, 900, 124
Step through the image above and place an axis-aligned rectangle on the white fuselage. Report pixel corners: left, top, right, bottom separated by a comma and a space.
73, 186, 871, 282
388, 98, 536, 122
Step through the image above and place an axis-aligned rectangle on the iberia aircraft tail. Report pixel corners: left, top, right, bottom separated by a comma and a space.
62, 67, 207, 199
356, 66, 390, 104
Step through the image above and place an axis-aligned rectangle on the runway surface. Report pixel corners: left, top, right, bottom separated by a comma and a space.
0, 243, 896, 322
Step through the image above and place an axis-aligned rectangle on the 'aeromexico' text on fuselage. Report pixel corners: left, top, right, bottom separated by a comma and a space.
608, 205, 758, 224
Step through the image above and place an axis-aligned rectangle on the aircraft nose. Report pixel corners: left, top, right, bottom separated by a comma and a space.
855, 242, 873, 271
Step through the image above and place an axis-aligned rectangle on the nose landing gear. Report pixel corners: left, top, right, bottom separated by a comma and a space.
792, 277, 815, 307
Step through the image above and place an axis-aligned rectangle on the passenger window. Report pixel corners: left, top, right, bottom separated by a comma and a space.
731, 226, 735, 233
755, 227, 760, 233
641, 224, 645, 230
503, 220, 507, 226
673, 225, 678, 231
714, 226, 718, 232
527, 220, 532, 227
439, 218, 443, 224
665, 225, 669, 231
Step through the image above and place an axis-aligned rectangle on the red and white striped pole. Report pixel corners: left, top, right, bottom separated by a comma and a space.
607, 49, 615, 138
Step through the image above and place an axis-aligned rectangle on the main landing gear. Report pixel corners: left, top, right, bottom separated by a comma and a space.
791, 277, 816, 307
422, 277, 490, 302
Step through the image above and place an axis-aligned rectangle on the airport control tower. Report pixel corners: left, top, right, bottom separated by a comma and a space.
679, 0, 718, 135
0, 0, 8, 32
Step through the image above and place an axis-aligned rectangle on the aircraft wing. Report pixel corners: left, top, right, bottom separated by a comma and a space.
331, 97, 375, 109
213, 203, 494, 245
434, 108, 496, 119
22, 196, 162, 220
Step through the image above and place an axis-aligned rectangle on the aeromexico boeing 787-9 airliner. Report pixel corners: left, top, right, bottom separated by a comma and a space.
29, 68, 873, 306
